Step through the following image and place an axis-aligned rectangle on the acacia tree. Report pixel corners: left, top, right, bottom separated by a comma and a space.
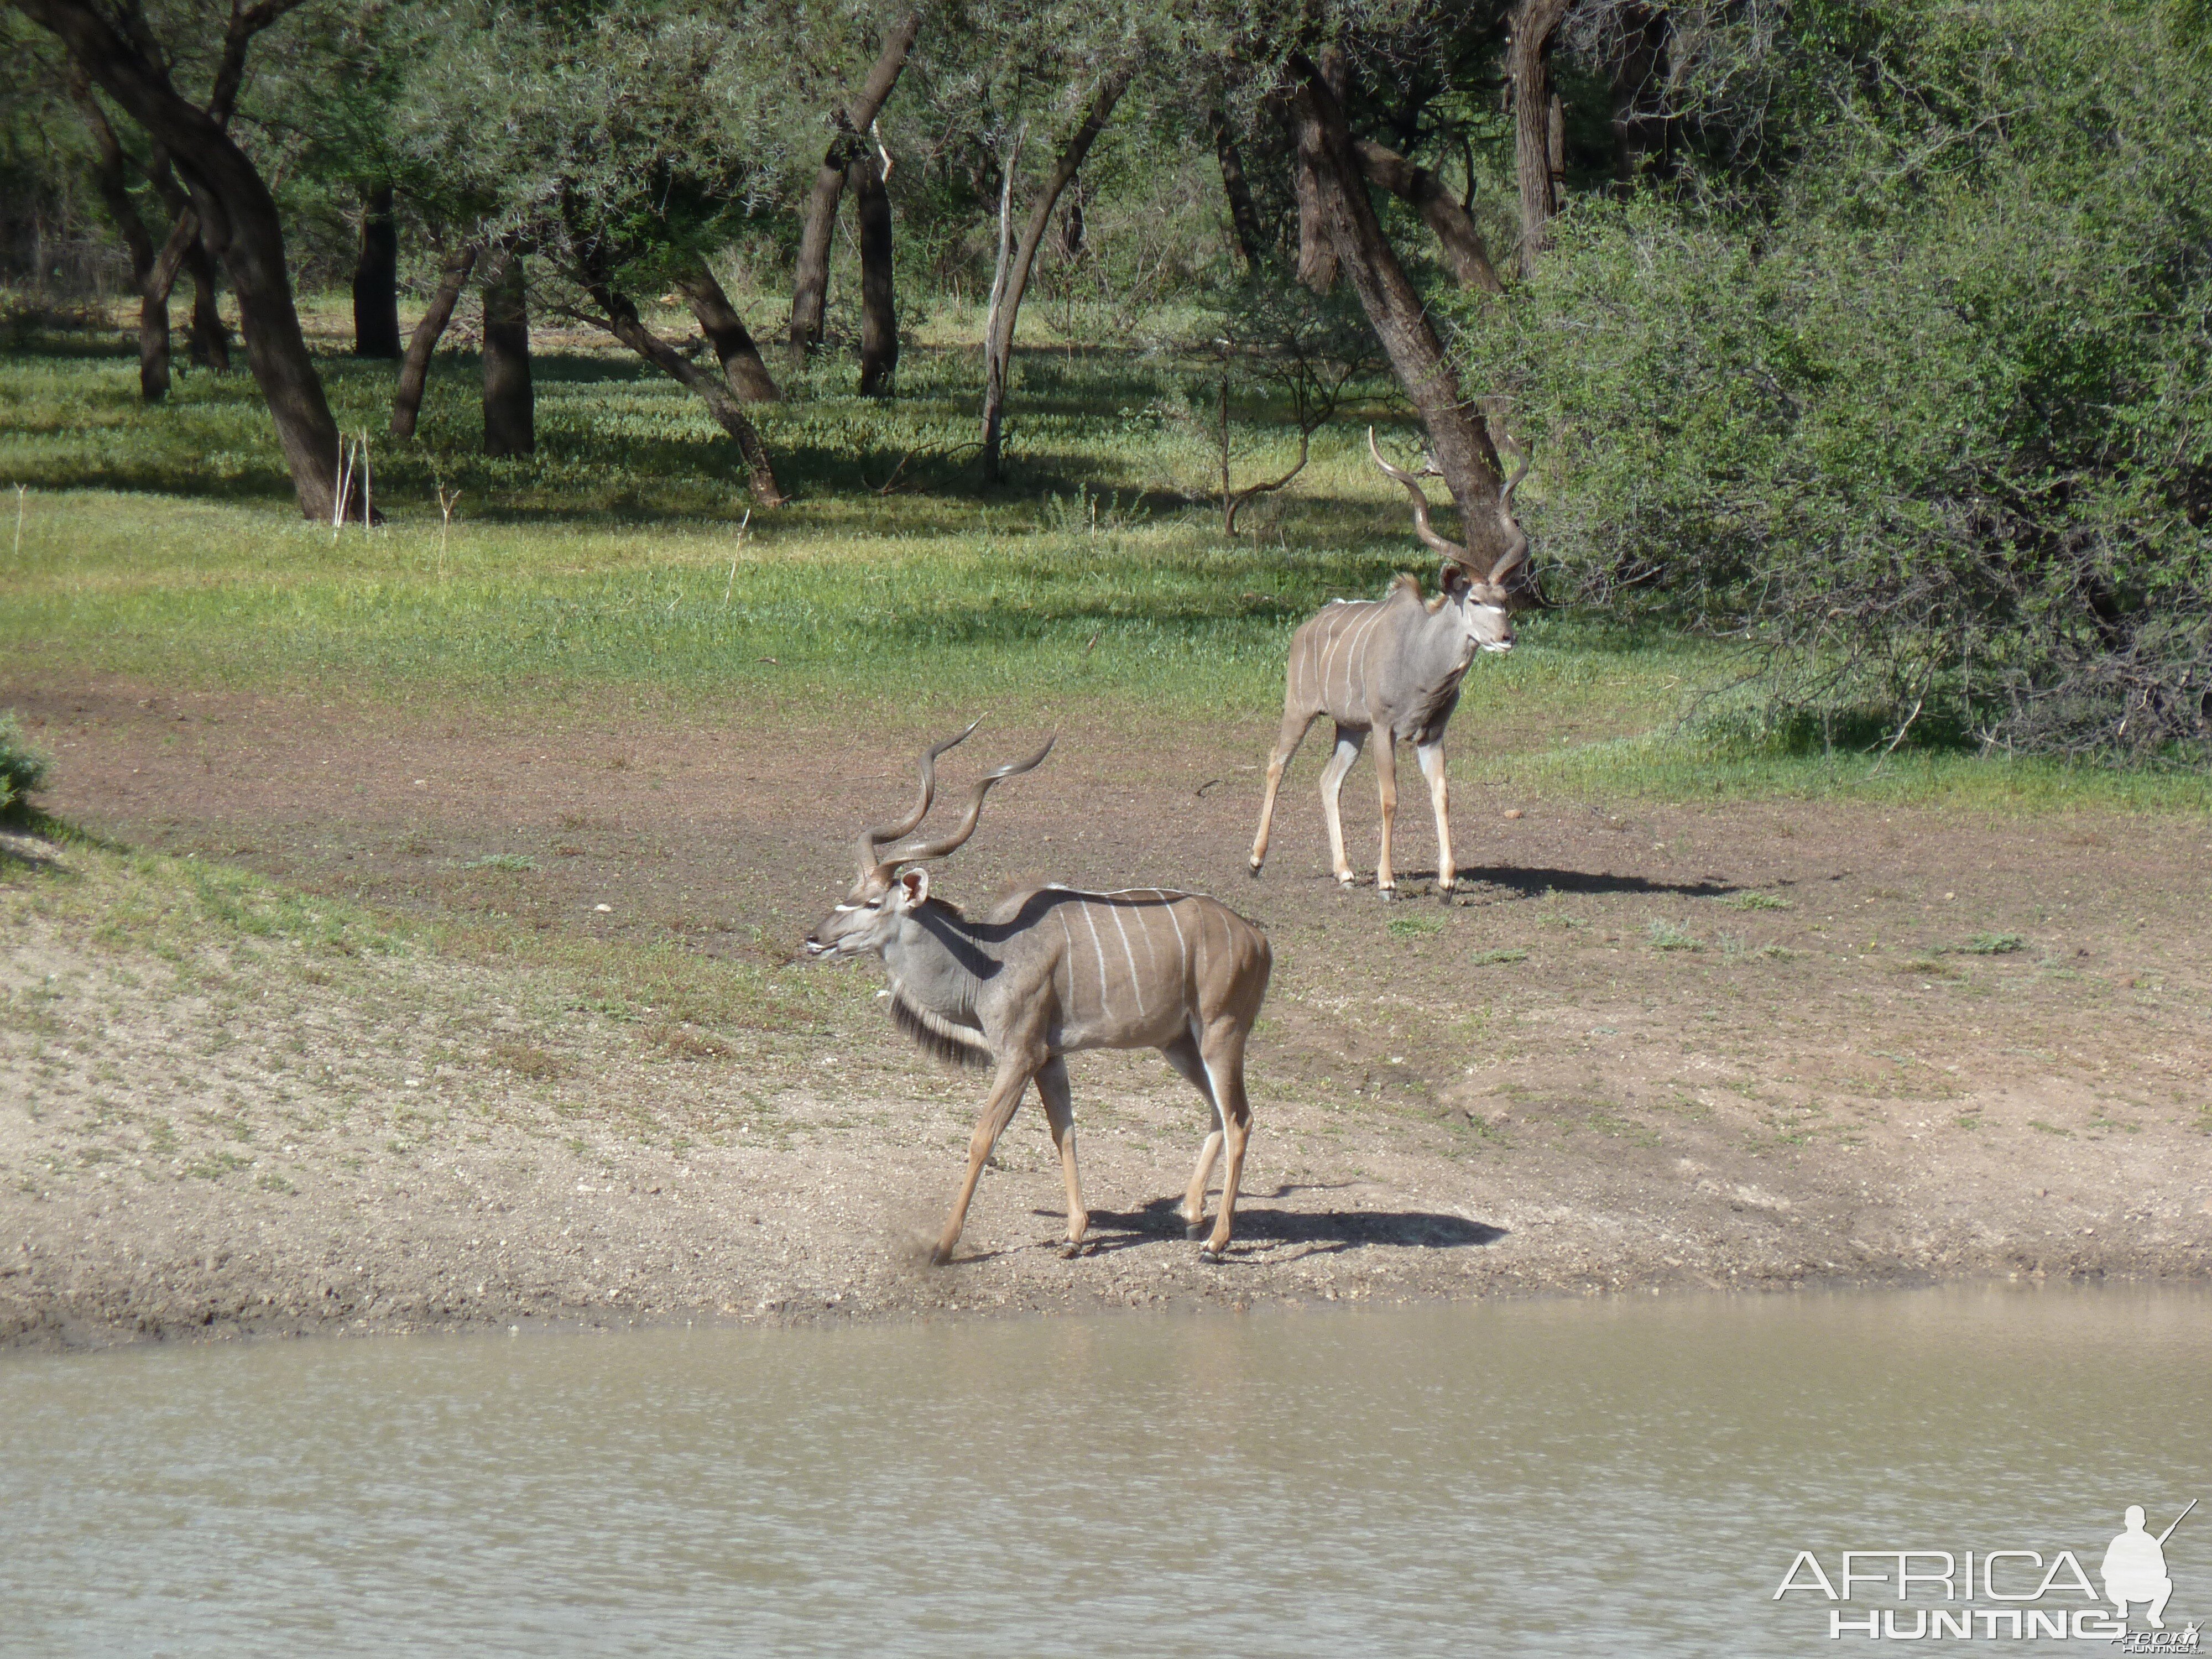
16, 0, 354, 519
387, 0, 787, 495
977, 55, 1134, 481
1283, 49, 1518, 571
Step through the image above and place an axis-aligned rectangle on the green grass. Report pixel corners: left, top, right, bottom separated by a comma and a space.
6, 300, 2210, 811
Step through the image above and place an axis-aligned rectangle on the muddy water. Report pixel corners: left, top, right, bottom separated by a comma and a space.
4, 1287, 2208, 1657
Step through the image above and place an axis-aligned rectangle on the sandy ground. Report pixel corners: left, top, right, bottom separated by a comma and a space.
4, 676, 2210, 1349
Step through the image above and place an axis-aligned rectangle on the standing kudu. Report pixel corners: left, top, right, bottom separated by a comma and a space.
806, 726, 1272, 1264
1250, 429, 1530, 900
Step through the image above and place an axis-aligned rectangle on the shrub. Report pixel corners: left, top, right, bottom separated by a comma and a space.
0, 712, 50, 823
1462, 0, 2212, 766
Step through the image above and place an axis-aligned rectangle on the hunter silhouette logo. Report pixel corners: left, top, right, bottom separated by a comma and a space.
2105, 1501, 2194, 1631
1773, 1499, 2200, 1643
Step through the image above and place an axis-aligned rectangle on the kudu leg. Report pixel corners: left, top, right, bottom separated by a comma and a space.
1162, 1034, 1224, 1239
1317, 726, 1367, 888
1249, 711, 1316, 877
1196, 1027, 1254, 1259
1374, 731, 1400, 898
1033, 1056, 1091, 1254
931, 1058, 1037, 1266
1416, 738, 1454, 898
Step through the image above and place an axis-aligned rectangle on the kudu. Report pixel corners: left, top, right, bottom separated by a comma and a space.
806, 726, 1272, 1264
1249, 428, 1530, 900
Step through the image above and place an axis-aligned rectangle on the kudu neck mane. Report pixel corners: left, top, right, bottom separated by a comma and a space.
881, 892, 994, 1067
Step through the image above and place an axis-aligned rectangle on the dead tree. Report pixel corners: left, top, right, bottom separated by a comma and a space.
787, 10, 921, 367
1284, 53, 1520, 575
979, 60, 1134, 483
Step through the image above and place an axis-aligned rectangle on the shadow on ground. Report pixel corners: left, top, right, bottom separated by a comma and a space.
1056, 1194, 1509, 1259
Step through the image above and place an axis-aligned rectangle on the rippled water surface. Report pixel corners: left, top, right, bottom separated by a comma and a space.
4, 1287, 2209, 1656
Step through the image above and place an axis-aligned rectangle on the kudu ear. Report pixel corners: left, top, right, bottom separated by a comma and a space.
896, 867, 930, 909
1438, 560, 1473, 598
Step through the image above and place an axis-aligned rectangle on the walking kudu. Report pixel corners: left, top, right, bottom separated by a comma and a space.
1249, 429, 1530, 900
806, 726, 1272, 1264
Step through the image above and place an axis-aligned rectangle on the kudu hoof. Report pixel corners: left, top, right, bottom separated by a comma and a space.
1198, 1246, 1225, 1264
1248, 860, 1264, 880
1183, 1222, 1206, 1241
1378, 885, 1398, 903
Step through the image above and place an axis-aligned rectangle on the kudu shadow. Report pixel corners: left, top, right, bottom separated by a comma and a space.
1045, 1192, 1508, 1261
1375, 865, 1738, 901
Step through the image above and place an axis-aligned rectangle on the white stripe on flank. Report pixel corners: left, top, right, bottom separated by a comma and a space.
1347, 602, 1389, 718
1104, 901, 1146, 1015
1337, 604, 1373, 713
1129, 893, 1162, 982
1318, 608, 1352, 710
1055, 908, 1078, 1004
1075, 901, 1115, 1020
1160, 899, 1192, 1015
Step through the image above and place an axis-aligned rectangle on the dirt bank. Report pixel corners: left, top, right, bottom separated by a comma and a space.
4, 679, 2210, 1349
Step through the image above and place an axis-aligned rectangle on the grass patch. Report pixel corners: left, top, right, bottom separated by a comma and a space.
1646, 919, 1703, 952
1468, 947, 1529, 966
1959, 932, 2026, 955
7, 317, 2212, 810
1386, 912, 1446, 940
1720, 891, 1792, 911
461, 853, 540, 873
1897, 956, 1964, 978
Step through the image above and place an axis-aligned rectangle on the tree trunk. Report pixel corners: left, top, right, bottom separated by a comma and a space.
67, 67, 173, 400
480, 244, 534, 456
787, 9, 921, 368
1291, 46, 1349, 294
22, 0, 353, 520
674, 264, 780, 403
352, 180, 401, 358
1286, 53, 1515, 573
147, 156, 230, 372
1354, 139, 1504, 294
182, 239, 230, 370
1607, 2, 1672, 188
591, 281, 784, 507
1211, 108, 1264, 267
979, 62, 1133, 483
391, 239, 477, 438
1510, 0, 1573, 279
849, 145, 898, 397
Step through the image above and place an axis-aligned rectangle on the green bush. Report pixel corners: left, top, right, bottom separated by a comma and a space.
0, 711, 50, 822
1464, 0, 2212, 766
